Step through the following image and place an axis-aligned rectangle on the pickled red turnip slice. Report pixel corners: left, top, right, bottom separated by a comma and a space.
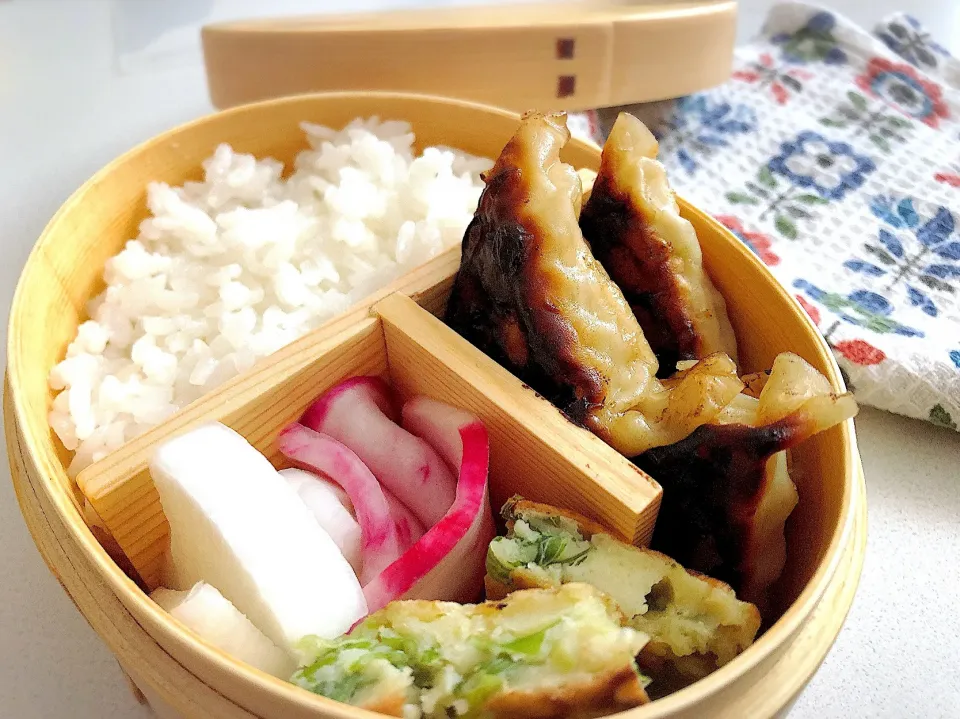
301, 376, 457, 526
281, 466, 424, 548
382, 485, 427, 550
277, 425, 406, 584
362, 397, 495, 612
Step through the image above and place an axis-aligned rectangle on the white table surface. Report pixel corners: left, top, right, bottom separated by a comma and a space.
1, 1, 959, 717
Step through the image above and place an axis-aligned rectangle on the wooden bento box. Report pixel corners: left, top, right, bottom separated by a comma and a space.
6, 93, 865, 719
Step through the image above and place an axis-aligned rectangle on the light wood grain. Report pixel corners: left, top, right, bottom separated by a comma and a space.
6, 92, 863, 719
79, 285, 659, 589
375, 292, 660, 545
201, 1, 736, 112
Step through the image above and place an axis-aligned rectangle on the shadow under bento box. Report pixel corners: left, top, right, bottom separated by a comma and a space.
6, 92, 865, 719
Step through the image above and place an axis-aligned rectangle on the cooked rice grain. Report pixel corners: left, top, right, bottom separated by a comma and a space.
49, 118, 492, 476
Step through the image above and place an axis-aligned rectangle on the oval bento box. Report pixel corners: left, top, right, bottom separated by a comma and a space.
6, 92, 866, 719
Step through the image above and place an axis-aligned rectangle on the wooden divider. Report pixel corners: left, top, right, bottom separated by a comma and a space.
374, 292, 661, 545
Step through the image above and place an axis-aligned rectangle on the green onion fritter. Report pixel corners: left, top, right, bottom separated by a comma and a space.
292, 583, 651, 719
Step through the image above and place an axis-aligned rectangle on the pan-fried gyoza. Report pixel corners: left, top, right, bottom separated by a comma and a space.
580, 113, 737, 375
443, 112, 744, 458
638, 353, 857, 609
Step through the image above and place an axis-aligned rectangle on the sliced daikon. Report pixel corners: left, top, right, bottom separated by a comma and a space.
150, 422, 367, 652
280, 468, 364, 575
152, 582, 295, 678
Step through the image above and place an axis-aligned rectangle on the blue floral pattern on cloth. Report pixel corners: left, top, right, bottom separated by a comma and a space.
877, 14, 950, 69
771, 11, 847, 65
853, 197, 960, 316
793, 279, 924, 337
570, 1, 960, 431
768, 131, 876, 200
657, 96, 757, 175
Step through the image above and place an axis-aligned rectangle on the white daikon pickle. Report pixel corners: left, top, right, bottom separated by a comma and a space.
150, 422, 367, 653
152, 582, 295, 678
279, 468, 363, 575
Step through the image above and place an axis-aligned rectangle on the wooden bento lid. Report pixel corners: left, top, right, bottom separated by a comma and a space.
201, 1, 738, 112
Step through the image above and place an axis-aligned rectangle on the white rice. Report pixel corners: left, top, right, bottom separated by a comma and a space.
49, 117, 492, 477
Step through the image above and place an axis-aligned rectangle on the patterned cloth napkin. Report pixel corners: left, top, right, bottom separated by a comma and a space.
572, 2, 960, 432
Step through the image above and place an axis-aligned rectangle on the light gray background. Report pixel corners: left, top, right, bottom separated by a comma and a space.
1, 1, 958, 717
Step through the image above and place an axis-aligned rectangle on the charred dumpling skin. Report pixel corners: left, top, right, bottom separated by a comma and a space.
444, 112, 742, 456
444, 112, 656, 427
635, 353, 858, 610
580, 113, 738, 376
447, 110, 858, 620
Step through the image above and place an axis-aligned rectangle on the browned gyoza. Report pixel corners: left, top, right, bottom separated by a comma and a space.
444, 112, 742, 457
636, 419, 807, 611
580, 113, 738, 377
636, 353, 858, 609
443, 111, 648, 426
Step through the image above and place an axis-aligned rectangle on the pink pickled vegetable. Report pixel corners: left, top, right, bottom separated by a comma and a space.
301, 376, 457, 527
277, 425, 404, 584
304, 376, 399, 424
401, 399, 477, 471
362, 397, 495, 612
281, 467, 424, 559
382, 486, 426, 550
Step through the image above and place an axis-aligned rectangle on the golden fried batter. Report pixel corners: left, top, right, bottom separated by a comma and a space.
485, 498, 761, 688
292, 583, 651, 718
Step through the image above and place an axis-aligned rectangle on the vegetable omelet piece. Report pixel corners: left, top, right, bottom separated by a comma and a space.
485, 498, 760, 690
292, 583, 651, 719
